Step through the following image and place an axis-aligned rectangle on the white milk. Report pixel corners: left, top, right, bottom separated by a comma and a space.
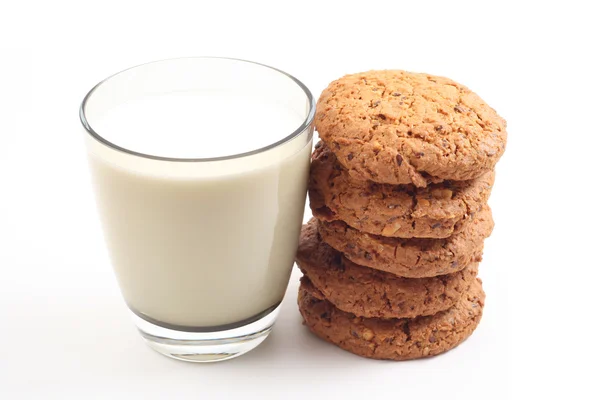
86, 92, 312, 328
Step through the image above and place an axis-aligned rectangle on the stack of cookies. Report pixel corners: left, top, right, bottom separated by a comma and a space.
296, 70, 506, 360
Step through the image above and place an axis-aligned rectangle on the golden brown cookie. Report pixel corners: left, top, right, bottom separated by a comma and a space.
315, 70, 507, 186
297, 222, 478, 318
298, 277, 485, 361
309, 143, 494, 238
316, 206, 493, 278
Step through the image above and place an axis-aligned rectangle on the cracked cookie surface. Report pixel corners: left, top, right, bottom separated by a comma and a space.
309, 143, 494, 238
316, 206, 493, 278
315, 70, 506, 186
298, 277, 485, 361
296, 222, 478, 319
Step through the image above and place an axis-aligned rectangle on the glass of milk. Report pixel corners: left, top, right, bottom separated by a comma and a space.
80, 58, 315, 362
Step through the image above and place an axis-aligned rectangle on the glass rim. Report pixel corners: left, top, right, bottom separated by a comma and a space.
79, 56, 316, 162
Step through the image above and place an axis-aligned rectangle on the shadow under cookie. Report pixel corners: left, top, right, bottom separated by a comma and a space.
298, 277, 485, 361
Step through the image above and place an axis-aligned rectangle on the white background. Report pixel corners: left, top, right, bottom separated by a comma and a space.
1, 1, 598, 399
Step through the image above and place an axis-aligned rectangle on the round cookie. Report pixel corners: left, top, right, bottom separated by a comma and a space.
316, 206, 493, 278
309, 143, 494, 238
298, 277, 485, 361
296, 222, 478, 319
315, 70, 506, 186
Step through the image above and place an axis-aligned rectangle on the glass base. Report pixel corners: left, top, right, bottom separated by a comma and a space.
131, 305, 281, 363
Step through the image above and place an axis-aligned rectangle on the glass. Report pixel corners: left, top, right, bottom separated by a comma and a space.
80, 58, 315, 362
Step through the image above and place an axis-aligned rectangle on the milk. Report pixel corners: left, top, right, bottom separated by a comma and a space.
85, 92, 312, 328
